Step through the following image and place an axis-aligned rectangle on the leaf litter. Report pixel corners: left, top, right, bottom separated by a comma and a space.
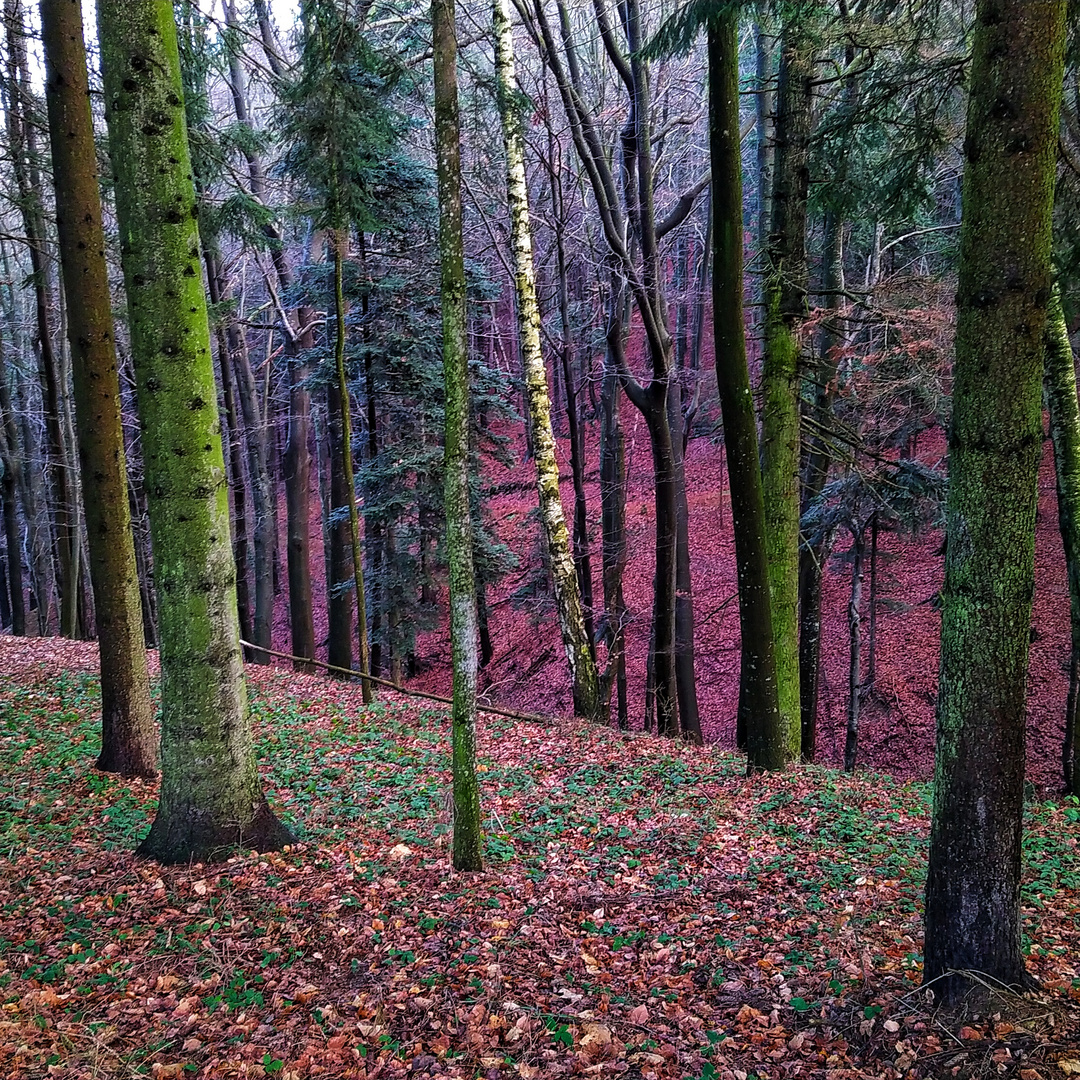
0, 637, 1078, 1079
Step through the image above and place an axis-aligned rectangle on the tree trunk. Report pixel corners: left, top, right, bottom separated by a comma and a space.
3, 0, 79, 637
0, 372, 25, 636
326, 378, 354, 675
760, 17, 812, 761
601, 272, 629, 730
97, 0, 292, 861
709, 13, 785, 770
332, 233, 372, 702
799, 210, 845, 759
41, 0, 156, 777
434, 0, 483, 871
1045, 288, 1080, 797
923, 0, 1064, 1004
284, 304, 317, 671
494, 0, 602, 720
844, 528, 863, 773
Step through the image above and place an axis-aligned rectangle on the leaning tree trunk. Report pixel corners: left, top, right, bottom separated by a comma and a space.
760, 18, 813, 761
41, 0, 156, 777
922, 0, 1065, 1005
435, 0, 483, 871
97, 0, 292, 861
494, 0, 601, 721
709, 12, 785, 770
1045, 288, 1080, 798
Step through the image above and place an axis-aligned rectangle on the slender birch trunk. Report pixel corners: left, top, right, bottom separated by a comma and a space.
494, 0, 601, 721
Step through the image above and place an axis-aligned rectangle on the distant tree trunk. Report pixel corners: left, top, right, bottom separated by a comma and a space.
494, 0, 602, 720
326, 378, 354, 675
601, 271, 628, 729
799, 209, 844, 759
754, 20, 774, 298
866, 511, 878, 691
231, 320, 275, 664
97, 0, 292, 860
0, 375, 25, 636
332, 232, 372, 702
844, 527, 864, 773
434, 0, 483, 871
284, 304, 317, 671
3, 0, 79, 637
1045, 288, 1080, 797
760, 17, 812, 761
41, 0, 156, 777
923, 0, 1064, 1004
709, 12, 785, 770
204, 251, 253, 649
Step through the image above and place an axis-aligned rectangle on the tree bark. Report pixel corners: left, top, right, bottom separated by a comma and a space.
434, 0, 483, 871
494, 0, 602, 721
0, 371, 25, 636
97, 0, 292, 861
709, 13, 785, 770
923, 0, 1064, 1005
760, 17, 812, 761
41, 0, 156, 777
1045, 288, 1080, 797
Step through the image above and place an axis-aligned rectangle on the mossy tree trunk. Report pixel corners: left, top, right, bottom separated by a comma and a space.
708, 12, 785, 771
760, 18, 812, 761
493, 0, 601, 722
96, 0, 293, 862
1045, 288, 1080, 797
923, 0, 1065, 1005
434, 0, 482, 871
332, 231, 372, 703
41, 0, 157, 777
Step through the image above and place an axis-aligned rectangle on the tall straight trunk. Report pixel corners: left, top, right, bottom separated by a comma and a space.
3, 0, 79, 636
204, 251, 254, 648
231, 317, 275, 663
41, 0, 156, 776
332, 234, 372, 702
326, 379, 354, 675
284, 305, 317, 671
434, 0, 483, 871
754, 20, 774, 290
97, 0, 292, 861
923, 0, 1064, 1004
799, 210, 844, 759
1045, 288, 1080, 797
760, 19, 812, 760
665, 381, 700, 746
866, 511, 878, 690
0, 373, 25, 635
844, 529, 863, 773
494, 0, 601, 720
710, 13, 784, 770
601, 272, 629, 729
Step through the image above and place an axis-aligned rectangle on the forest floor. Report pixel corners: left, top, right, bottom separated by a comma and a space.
273, 418, 1073, 791
1, 638, 1079, 1079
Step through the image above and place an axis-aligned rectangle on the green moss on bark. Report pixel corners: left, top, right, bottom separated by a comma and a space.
97, 0, 291, 862
923, 0, 1065, 1004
